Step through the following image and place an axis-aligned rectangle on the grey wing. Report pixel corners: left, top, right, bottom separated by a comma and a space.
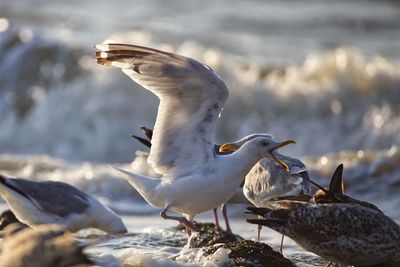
6, 178, 90, 217
244, 156, 309, 206
96, 44, 228, 176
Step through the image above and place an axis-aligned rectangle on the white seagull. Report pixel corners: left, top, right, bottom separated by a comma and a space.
0, 174, 127, 234
96, 43, 295, 233
219, 135, 311, 236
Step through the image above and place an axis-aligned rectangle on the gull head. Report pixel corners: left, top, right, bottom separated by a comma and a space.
219, 136, 296, 170
219, 133, 272, 151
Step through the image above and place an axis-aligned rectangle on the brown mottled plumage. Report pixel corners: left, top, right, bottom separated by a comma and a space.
247, 164, 400, 266
247, 202, 400, 266
312, 164, 382, 212
0, 224, 93, 267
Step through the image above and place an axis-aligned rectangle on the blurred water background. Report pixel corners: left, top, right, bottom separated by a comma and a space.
0, 1, 400, 266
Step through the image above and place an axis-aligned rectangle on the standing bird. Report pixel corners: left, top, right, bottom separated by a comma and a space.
247, 202, 400, 266
0, 174, 127, 234
96, 43, 295, 233
247, 165, 400, 266
132, 125, 244, 232
132, 127, 310, 236
219, 138, 311, 241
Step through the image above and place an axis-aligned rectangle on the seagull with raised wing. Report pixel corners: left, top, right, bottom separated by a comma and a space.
95, 43, 295, 233
0, 174, 127, 234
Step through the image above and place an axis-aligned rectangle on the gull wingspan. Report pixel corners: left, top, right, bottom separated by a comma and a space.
96, 44, 229, 176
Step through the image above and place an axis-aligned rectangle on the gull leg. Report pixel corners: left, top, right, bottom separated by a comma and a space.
257, 224, 262, 241
160, 210, 199, 233
257, 215, 262, 241
213, 208, 222, 232
221, 204, 232, 233
279, 234, 285, 254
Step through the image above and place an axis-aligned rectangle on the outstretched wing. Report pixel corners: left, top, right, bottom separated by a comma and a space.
96, 44, 228, 176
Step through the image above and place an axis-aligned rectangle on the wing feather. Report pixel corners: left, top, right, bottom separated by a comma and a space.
96, 44, 228, 175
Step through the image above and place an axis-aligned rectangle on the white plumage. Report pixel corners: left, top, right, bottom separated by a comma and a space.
96, 43, 295, 231
0, 174, 127, 234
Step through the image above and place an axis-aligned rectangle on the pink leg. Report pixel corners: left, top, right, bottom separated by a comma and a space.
280, 234, 285, 254
213, 208, 222, 232
257, 224, 262, 241
221, 204, 232, 233
257, 215, 262, 241
160, 210, 199, 233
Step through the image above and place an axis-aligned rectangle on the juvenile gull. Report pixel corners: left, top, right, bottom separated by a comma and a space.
247, 202, 400, 266
96, 43, 295, 233
0, 174, 127, 234
0, 224, 94, 267
247, 165, 400, 266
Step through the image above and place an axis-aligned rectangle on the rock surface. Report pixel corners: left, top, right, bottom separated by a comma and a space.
181, 222, 294, 267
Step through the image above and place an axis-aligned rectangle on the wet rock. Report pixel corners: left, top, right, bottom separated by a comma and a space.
208, 240, 295, 267
176, 222, 294, 267
186, 222, 243, 248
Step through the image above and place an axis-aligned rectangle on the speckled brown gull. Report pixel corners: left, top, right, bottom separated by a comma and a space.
0, 224, 93, 267
247, 201, 400, 266
247, 164, 400, 266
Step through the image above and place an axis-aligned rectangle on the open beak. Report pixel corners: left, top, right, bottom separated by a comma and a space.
219, 143, 240, 153
268, 140, 296, 171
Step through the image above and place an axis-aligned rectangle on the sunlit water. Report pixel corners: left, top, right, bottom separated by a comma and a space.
0, 0, 400, 266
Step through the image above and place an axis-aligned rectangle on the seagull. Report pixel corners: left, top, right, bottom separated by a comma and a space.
132, 125, 240, 232
95, 43, 295, 233
247, 164, 400, 266
0, 174, 127, 234
0, 224, 94, 267
246, 201, 400, 266
219, 138, 311, 240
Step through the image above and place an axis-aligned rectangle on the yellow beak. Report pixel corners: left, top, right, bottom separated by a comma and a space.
219, 143, 240, 153
268, 140, 296, 171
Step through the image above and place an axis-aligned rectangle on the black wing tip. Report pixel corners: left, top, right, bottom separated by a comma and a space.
139, 126, 153, 140
246, 218, 265, 225
0, 174, 6, 184
131, 134, 152, 148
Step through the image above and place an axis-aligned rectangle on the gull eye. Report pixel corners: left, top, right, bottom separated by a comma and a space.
260, 141, 269, 147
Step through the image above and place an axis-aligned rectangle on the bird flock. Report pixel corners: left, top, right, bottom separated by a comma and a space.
0, 43, 399, 267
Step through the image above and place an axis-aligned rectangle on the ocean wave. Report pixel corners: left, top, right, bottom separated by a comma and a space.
1, 28, 400, 162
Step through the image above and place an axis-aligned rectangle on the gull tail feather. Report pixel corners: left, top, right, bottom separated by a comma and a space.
112, 166, 160, 205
